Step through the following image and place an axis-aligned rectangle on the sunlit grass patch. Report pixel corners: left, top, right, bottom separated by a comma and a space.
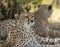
41, 0, 53, 5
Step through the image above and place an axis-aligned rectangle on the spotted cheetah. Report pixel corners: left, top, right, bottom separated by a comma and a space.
34, 2, 60, 46
0, 12, 35, 47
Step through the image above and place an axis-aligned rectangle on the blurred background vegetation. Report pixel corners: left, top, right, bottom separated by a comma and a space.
0, 0, 55, 20
0, 0, 43, 20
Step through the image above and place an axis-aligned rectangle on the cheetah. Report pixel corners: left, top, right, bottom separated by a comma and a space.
0, 12, 35, 47
34, 0, 60, 45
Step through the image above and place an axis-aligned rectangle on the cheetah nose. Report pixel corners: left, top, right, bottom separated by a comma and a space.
0, 32, 8, 41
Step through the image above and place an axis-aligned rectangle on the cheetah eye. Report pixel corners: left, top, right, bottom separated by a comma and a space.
48, 5, 52, 10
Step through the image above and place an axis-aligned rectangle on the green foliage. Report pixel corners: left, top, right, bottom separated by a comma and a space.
17, 0, 34, 5
33, 0, 42, 4
0, 0, 43, 20
0, 12, 4, 20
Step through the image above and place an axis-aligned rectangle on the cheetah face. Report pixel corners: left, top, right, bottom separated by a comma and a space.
23, 14, 35, 29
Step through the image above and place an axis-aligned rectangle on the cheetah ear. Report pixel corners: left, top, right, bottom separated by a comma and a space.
14, 13, 20, 19
48, 5, 52, 10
